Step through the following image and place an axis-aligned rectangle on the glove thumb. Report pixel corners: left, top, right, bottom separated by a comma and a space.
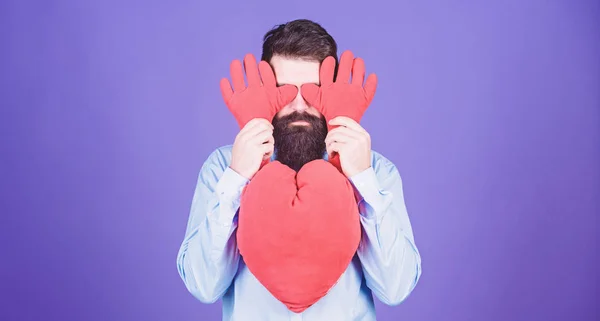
300, 83, 321, 111
277, 85, 299, 108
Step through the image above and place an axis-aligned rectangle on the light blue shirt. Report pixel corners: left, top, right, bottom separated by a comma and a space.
177, 145, 422, 321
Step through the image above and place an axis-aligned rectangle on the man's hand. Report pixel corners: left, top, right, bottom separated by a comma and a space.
300, 50, 377, 173
325, 116, 372, 178
300, 50, 377, 131
230, 119, 275, 179
220, 53, 298, 129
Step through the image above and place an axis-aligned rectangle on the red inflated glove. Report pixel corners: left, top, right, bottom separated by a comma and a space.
220, 53, 298, 129
300, 50, 378, 171
220, 53, 298, 168
237, 160, 361, 313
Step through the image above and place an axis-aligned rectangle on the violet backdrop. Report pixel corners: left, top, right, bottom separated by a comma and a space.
1, 0, 598, 320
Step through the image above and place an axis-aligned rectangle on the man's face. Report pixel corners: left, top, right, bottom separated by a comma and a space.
270, 55, 322, 120
269, 55, 328, 171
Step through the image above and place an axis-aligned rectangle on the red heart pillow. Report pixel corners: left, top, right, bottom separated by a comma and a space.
237, 159, 361, 313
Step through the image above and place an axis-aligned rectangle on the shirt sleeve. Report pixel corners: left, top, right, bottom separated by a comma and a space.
176, 149, 249, 303
349, 156, 422, 306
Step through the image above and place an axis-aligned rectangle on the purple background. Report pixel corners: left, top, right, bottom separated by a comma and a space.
1, 0, 598, 320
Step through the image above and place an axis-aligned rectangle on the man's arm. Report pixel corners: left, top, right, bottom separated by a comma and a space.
176, 148, 248, 303
349, 155, 422, 306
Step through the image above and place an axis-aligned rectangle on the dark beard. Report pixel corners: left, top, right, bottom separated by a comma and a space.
272, 111, 328, 172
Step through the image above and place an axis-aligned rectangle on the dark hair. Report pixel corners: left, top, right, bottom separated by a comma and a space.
261, 19, 338, 68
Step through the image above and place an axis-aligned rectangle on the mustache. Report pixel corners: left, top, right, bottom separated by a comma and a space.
273, 112, 325, 131
277, 111, 323, 125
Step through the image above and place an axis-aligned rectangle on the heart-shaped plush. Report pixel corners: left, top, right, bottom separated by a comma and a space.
237, 159, 361, 313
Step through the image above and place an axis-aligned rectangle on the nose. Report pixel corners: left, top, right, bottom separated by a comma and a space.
289, 88, 310, 112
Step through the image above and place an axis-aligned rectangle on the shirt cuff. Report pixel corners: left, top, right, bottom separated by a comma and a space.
214, 167, 249, 221
217, 166, 249, 194
349, 167, 387, 219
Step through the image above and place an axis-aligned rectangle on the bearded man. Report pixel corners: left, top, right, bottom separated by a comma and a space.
177, 18, 422, 321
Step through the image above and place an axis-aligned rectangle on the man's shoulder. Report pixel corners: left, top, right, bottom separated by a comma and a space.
371, 150, 395, 168
202, 144, 234, 169
370, 150, 401, 177
213, 144, 234, 156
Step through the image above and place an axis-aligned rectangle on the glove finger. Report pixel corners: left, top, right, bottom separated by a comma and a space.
351, 58, 365, 86
259, 60, 277, 87
336, 50, 354, 83
220, 78, 234, 103
364, 73, 378, 103
244, 54, 261, 87
230, 59, 246, 92
320, 56, 336, 86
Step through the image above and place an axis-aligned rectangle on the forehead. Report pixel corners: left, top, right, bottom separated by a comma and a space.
269, 55, 320, 86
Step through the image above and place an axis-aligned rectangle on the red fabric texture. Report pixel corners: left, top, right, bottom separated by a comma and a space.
237, 160, 361, 313
220, 53, 298, 129
300, 50, 378, 171
220, 53, 298, 169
